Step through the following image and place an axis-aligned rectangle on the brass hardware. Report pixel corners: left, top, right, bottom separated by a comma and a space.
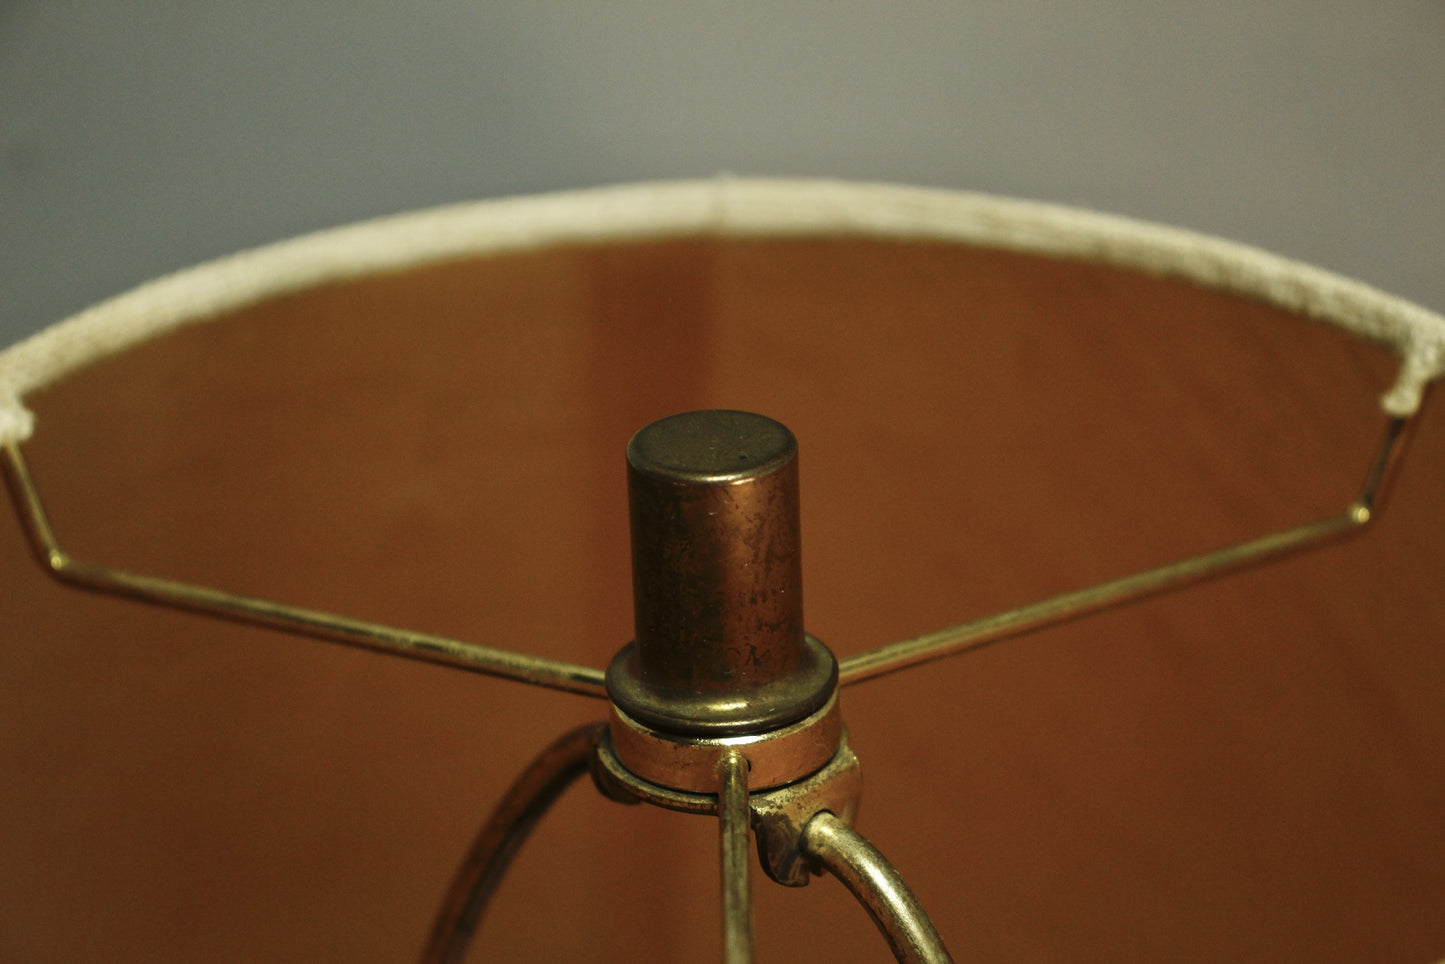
607, 693, 843, 794
838, 415, 1412, 686
0, 442, 608, 699
717, 749, 755, 964
590, 729, 864, 888
0, 405, 1421, 964
592, 728, 951, 959
3, 415, 1412, 704
607, 410, 838, 736
421, 723, 607, 964
746, 739, 863, 888
800, 813, 954, 964
436, 725, 946, 962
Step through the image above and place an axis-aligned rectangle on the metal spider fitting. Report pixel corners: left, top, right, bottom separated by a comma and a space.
594, 409, 948, 963
3, 182, 1443, 961
0, 402, 1413, 963
416, 408, 950, 962
411, 406, 1411, 964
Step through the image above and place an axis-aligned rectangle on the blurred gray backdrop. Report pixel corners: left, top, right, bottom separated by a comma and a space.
3, 2, 1443, 347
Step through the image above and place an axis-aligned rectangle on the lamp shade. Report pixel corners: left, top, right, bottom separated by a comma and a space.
1, 180, 1442, 961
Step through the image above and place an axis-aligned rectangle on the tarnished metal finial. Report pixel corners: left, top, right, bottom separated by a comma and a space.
605, 410, 837, 737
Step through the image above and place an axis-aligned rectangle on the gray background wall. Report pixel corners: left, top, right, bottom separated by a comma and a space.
3, 2, 1443, 347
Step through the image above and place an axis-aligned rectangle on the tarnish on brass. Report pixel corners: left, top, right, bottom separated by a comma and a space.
421, 723, 606, 964
590, 729, 864, 888
3, 414, 1411, 704
608, 693, 844, 794
5, 402, 1416, 964
718, 749, 756, 964
837, 415, 1413, 685
0, 443, 608, 697
801, 812, 954, 964
608, 411, 837, 735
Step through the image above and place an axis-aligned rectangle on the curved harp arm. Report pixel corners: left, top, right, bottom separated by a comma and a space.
421, 722, 607, 964
839, 415, 1412, 686
0, 442, 608, 699
800, 812, 954, 964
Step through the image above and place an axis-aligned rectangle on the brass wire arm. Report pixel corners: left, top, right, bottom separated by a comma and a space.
838, 416, 1413, 686
800, 812, 954, 964
0, 442, 608, 699
718, 750, 756, 964
4, 409, 1415, 963
588, 727, 954, 963
2, 416, 1414, 700
421, 722, 607, 964
432, 723, 952, 963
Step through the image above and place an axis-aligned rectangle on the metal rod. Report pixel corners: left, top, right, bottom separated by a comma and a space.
420, 722, 606, 964
718, 750, 755, 964
0, 442, 608, 699
1354, 413, 1410, 517
800, 812, 954, 964
839, 416, 1411, 686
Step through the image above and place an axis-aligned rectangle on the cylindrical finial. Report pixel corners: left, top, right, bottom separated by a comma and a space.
606, 410, 836, 736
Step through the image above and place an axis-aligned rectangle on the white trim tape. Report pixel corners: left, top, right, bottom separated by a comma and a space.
2, 178, 1442, 445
